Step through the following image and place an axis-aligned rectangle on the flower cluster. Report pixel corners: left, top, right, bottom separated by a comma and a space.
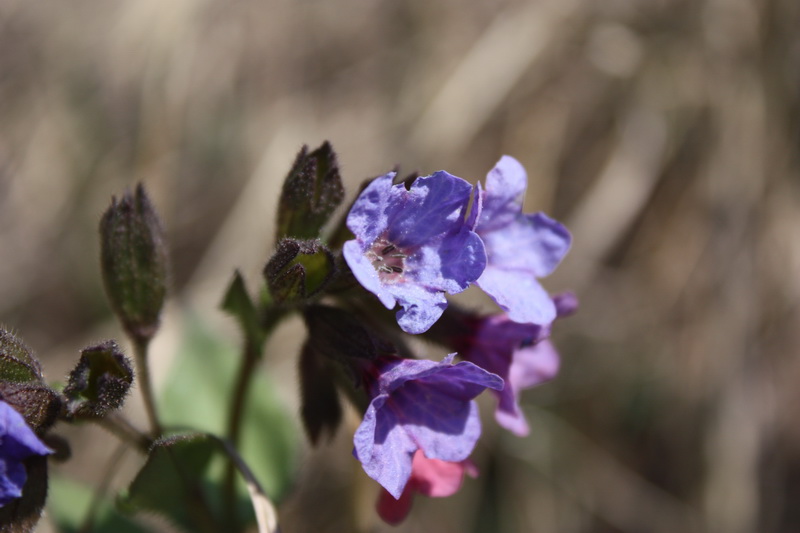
0, 147, 573, 531
341, 156, 574, 521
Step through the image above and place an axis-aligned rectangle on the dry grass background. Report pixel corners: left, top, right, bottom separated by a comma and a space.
1, 0, 799, 531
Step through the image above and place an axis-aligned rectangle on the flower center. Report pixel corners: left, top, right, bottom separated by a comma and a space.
367, 238, 407, 281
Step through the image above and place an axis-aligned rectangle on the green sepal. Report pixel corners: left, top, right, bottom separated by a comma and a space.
63, 341, 134, 419
264, 239, 335, 304
275, 141, 344, 240
221, 270, 266, 351
99, 183, 169, 343
0, 329, 43, 384
298, 341, 342, 445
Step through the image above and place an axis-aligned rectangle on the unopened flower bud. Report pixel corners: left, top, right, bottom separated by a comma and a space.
99, 184, 169, 342
276, 142, 344, 240
63, 341, 134, 419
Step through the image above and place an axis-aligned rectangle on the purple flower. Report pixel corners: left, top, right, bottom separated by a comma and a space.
0, 400, 52, 506
474, 156, 571, 325
353, 354, 502, 499
343, 171, 486, 334
453, 293, 577, 436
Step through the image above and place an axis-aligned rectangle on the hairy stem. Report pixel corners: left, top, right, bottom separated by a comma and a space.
96, 413, 152, 452
132, 335, 163, 437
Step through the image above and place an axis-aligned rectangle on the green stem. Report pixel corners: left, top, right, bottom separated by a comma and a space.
222, 307, 285, 529
79, 442, 129, 533
222, 341, 259, 530
132, 335, 163, 437
96, 413, 153, 452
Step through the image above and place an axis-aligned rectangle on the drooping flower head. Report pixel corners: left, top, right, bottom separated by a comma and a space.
473, 156, 571, 325
449, 293, 578, 436
353, 354, 502, 499
376, 450, 478, 525
343, 172, 486, 334
0, 400, 52, 507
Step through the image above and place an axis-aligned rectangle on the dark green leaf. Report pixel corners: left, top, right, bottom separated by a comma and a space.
121, 433, 224, 533
159, 319, 297, 502
221, 271, 266, 350
298, 342, 342, 445
47, 476, 147, 533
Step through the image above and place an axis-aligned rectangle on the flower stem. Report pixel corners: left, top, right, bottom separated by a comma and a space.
132, 335, 163, 437
96, 413, 153, 452
222, 341, 259, 529
222, 307, 285, 529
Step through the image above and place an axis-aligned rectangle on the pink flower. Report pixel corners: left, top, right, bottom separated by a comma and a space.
376, 450, 477, 525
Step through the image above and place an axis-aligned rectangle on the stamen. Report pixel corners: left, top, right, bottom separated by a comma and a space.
381, 244, 396, 254
390, 266, 404, 273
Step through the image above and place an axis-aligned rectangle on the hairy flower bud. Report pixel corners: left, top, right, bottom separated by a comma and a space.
264, 239, 335, 303
99, 184, 169, 342
276, 142, 344, 240
0, 330, 61, 432
63, 341, 134, 419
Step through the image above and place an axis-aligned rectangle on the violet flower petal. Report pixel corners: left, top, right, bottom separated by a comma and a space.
353, 355, 502, 499
0, 401, 52, 506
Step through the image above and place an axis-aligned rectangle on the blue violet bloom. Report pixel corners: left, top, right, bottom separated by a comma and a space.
353, 354, 503, 499
473, 156, 571, 325
0, 400, 52, 506
344, 171, 486, 334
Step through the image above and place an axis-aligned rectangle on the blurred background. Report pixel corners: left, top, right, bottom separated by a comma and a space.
1, 0, 799, 531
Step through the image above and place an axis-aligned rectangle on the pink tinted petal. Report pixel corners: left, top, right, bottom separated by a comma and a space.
554, 291, 579, 317
410, 451, 468, 498
494, 340, 560, 436
510, 339, 560, 391
377, 487, 415, 525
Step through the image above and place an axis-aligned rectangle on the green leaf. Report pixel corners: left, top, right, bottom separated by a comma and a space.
48, 475, 147, 533
120, 433, 224, 533
221, 271, 266, 350
159, 318, 297, 502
